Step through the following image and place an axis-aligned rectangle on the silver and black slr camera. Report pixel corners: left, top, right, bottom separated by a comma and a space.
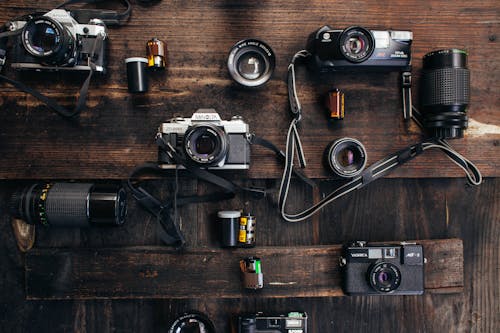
158, 109, 251, 169
307, 25, 412, 71
340, 241, 425, 295
6, 9, 107, 72
238, 312, 307, 333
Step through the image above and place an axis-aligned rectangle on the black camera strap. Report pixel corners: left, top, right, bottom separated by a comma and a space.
57, 0, 132, 26
0, 31, 105, 118
128, 134, 287, 248
280, 50, 482, 223
0, 0, 129, 118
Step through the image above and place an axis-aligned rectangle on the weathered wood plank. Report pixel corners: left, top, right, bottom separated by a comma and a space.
25, 238, 463, 299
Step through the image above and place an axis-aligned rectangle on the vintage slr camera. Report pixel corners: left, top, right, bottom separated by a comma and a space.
238, 312, 307, 333
158, 108, 251, 169
307, 25, 412, 71
6, 9, 107, 72
340, 241, 425, 295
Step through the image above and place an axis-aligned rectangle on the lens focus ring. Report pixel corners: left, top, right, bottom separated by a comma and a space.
45, 183, 93, 227
422, 67, 470, 106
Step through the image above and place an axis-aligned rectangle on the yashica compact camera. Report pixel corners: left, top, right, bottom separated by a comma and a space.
6, 9, 107, 72
340, 241, 425, 295
238, 312, 307, 333
157, 108, 251, 169
307, 25, 412, 71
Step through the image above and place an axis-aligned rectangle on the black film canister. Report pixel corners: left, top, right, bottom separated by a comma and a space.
125, 57, 148, 93
218, 210, 240, 247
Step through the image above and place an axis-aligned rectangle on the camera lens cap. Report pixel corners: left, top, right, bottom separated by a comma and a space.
168, 311, 216, 333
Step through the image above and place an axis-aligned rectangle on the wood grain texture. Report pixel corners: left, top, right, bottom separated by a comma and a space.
24, 239, 463, 300
0, 178, 498, 332
0, 0, 498, 180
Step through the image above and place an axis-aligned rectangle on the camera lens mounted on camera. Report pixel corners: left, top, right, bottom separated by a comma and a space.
22, 15, 75, 65
184, 124, 229, 167
368, 262, 402, 293
339, 26, 375, 63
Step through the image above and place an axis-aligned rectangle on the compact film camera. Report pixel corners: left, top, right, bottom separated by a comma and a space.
237, 312, 307, 333
5, 9, 107, 72
307, 25, 412, 71
340, 241, 425, 295
157, 108, 251, 169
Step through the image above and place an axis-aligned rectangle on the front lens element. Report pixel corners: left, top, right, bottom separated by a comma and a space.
23, 19, 62, 57
22, 16, 75, 65
194, 134, 216, 155
368, 262, 401, 293
326, 138, 367, 178
28, 23, 59, 54
184, 125, 229, 166
339, 26, 375, 63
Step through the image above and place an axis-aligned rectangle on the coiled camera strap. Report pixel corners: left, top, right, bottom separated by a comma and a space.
128, 134, 285, 248
281, 50, 482, 223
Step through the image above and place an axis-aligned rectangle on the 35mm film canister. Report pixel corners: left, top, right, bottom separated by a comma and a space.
146, 38, 167, 70
125, 57, 148, 93
238, 213, 256, 247
218, 210, 240, 247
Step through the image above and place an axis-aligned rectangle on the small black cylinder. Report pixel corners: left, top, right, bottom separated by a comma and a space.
125, 57, 148, 93
89, 184, 127, 226
218, 210, 240, 247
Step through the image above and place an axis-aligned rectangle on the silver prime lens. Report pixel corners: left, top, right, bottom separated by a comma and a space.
227, 39, 275, 87
326, 137, 367, 178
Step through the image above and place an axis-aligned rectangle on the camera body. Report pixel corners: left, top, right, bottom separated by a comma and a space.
307, 25, 412, 72
340, 241, 424, 295
158, 108, 250, 170
238, 312, 307, 333
7, 9, 107, 72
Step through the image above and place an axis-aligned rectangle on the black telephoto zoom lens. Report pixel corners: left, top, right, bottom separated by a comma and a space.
421, 49, 470, 139
9, 183, 127, 227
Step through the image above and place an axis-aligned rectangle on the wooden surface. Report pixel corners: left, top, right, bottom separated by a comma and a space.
0, 0, 498, 179
0, 0, 499, 332
25, 239, 463, 300
1, 178, 498, 332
